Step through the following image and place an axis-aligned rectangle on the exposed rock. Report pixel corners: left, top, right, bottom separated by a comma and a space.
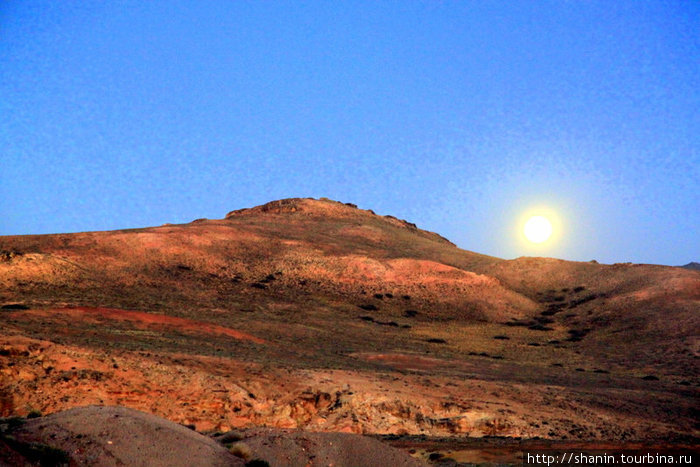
9, 406, 243, 466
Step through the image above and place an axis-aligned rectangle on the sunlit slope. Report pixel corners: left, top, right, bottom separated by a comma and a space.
0, 198, 528, 321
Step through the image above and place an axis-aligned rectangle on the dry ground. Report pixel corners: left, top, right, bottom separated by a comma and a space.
0, 198, 698, 461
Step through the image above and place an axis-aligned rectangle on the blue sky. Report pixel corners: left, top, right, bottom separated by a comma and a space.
1, 1, 698, 265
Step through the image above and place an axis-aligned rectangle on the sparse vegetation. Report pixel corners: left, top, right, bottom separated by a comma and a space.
245, 460, 270, 467
566, 329, 590, 342
1, 303, 30, 310
217, 431, 243, 444
229, 442, 252, 460
376, 320, 399, 327
528, 324, 553, 331
568, 293, 599, 308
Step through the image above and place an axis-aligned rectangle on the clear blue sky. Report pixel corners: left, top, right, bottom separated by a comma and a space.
1, 1, 698, 265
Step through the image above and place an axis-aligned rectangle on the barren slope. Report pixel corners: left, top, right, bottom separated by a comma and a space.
1, 198, 698, 445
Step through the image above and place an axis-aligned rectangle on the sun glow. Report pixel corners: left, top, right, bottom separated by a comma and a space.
523, 215, 553, 244
509, 203, 566, 255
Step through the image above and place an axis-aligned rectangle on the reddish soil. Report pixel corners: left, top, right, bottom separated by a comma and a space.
8, 306, 266, 344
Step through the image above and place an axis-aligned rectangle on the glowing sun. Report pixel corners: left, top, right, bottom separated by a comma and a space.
523, 215, 553, 244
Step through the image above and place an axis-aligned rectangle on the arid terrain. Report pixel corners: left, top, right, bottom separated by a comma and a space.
1, 197, 698, 465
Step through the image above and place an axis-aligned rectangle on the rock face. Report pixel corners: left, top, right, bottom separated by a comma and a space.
0, 197, 698, 443
8, 406, 243, 466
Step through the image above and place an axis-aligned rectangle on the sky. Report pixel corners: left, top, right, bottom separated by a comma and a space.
1, 1, 698, 265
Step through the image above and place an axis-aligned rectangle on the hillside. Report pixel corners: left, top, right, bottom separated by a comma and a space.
1, 198, 698, 448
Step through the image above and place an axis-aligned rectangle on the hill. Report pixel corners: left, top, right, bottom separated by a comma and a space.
0, 197, 698, 452
680, 262, 700, 271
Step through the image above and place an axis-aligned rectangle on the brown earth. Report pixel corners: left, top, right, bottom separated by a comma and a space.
0, 197, 698, 459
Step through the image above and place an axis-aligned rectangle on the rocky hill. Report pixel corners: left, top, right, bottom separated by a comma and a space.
0, 198, 698, 448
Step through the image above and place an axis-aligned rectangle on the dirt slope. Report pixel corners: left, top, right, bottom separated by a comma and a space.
0, 198, 698, 443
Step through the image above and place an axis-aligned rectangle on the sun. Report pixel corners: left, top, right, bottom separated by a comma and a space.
523, 215, 553, 244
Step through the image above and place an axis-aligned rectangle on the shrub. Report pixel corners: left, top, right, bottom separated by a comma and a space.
1, 304, 29, 310
217, 431, 243, 444
246, 460, 270, 467
505, 319, 533, 327
568, 294, 598, 309
566, 329, 590, 342
229, 442, 252, 460
377, 321, 399, 327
